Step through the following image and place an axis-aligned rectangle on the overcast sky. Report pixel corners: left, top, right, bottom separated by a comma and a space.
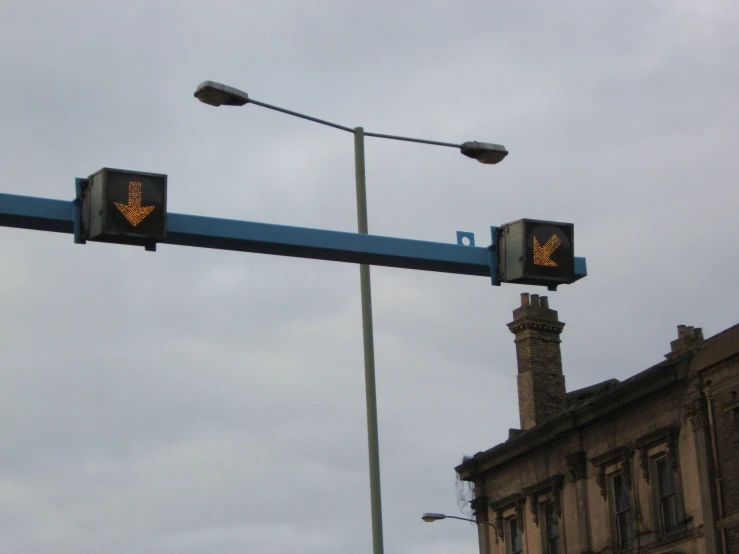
0, 1, 738, 553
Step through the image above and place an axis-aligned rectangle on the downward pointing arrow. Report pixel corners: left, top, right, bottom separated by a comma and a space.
114, 181, 155, 227
533, 234, 561, 267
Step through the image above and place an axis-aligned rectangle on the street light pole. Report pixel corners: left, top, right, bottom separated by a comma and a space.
193, 81, 508, 554
353, 126, 384, 554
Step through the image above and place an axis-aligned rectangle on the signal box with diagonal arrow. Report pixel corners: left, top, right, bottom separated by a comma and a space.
81, 168, 167, 247
497, 219, 575, 290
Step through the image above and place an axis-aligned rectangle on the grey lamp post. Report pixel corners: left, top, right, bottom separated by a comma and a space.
194, 80, 508, 554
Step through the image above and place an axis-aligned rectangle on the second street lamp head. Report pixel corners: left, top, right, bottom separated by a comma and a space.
460, 141, 509, 165
194, 81, 249, 107
422, 513, 447, 522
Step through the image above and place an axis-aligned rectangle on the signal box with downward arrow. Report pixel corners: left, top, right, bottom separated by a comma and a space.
81, 168, 167, 247
497, 218, 575, 290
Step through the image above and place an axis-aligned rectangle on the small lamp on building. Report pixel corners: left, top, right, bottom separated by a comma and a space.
421, 512, 497, 528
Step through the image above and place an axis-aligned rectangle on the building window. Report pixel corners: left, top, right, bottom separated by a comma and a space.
657, 458, 678, 534
508, 517, 523, 554
613, 474, 633, 550
544, 502, 560, 554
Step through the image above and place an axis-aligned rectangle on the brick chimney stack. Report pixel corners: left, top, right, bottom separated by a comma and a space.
666, 324, 705, 357
508, 293, 567, 431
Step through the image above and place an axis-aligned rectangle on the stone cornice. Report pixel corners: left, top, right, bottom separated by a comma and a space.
489, 492, 525, 512
522, 474, 564, 496
507, 319, 565, 335
590, 446, 633, 500
456, 354, 689, 481
634, 425, 679, 449
523, 475, 564, 526
590, 445, 632, 468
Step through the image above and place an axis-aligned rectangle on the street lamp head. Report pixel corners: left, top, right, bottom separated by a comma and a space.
422, 512, 447, 523
194, 81, 249, 107
460, 141, 509, 165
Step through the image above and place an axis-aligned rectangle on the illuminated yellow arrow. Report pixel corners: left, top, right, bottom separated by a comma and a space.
114, 181, 155, 227
533, 235, 561, 267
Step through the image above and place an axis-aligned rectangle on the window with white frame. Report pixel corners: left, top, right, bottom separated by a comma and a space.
544, 501, 560, 554
656, 457, 678, 534
635, 426, 683, 538
508, 517, 523, 554
612, 474, 633, 550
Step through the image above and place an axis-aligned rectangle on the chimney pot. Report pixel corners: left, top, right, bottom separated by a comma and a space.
668, 324, 706, 356
521, 293, 530, 307
531, 294, 540, 307
540, 296, 549, 309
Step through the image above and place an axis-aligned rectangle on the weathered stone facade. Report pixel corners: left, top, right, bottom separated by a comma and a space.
456, 295, 739, 554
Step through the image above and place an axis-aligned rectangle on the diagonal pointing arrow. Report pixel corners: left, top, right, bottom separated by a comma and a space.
533, 234, 561, 267
114, 181, 155, 227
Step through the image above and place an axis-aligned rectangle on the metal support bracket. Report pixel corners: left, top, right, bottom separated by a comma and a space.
489, 226, 501, 286
456, 231, 475, 247
73, 178, 87, 245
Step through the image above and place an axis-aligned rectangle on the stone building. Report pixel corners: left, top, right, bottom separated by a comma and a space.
455, 293, 739, 554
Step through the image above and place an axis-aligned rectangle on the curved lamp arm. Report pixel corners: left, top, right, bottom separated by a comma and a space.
194, 80, 508, 164
421, 512, 498, 529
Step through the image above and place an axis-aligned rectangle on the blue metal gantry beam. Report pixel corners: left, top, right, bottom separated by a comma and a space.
0, 190, 587, 284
